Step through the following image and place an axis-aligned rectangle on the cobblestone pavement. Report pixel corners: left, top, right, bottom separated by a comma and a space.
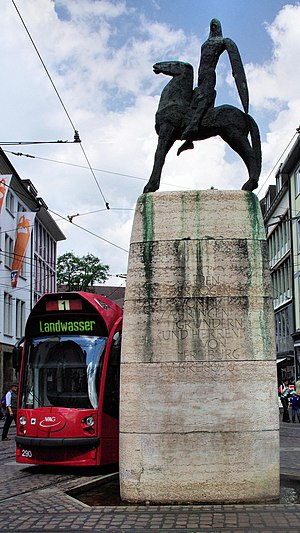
1, 416, 300, 531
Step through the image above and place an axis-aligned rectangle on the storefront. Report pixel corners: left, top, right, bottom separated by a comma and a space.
277, 355, 295, 385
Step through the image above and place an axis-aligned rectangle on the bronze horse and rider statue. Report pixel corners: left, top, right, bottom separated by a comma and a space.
143, 19, 261, 194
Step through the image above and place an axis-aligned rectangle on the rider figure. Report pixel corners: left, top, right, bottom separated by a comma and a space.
179, 19, 249, 154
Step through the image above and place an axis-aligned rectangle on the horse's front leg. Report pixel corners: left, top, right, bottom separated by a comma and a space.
143, 123, 177, 193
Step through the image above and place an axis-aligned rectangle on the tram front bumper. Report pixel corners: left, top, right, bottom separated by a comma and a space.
15, 436, 100, 447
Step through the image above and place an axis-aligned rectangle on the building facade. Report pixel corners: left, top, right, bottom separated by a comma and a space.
288, 137, 300, 379
261, 135, 300, 382
0, 149, 65, 394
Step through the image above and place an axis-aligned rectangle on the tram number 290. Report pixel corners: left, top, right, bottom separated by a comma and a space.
21, 449, 32, 458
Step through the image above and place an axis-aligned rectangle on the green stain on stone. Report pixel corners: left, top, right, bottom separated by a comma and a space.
244, 191, 263, 278
142, 194, 154, 302
142, 194, 154, 242
179, 193, 188, 238
195, 191, 201, 240
141, 194, 154, 360
192, 240, 203, 359
244, 191, 263, 243
179, 191, 202, 239
244, 193, 269, 357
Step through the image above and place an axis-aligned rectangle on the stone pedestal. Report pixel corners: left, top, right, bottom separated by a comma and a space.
120, 190, 280, 503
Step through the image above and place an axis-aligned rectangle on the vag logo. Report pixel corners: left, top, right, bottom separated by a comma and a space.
39, 413, 66, 432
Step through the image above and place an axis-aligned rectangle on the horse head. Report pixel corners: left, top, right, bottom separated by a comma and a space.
153, 61, 193, 78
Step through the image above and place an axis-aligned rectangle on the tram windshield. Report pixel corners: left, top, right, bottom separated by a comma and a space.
20, 335, 107, 409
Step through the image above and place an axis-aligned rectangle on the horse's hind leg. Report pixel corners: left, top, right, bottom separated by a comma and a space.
241, 142, 260, 192
225, 135, 260, 192
143, 124, 177, 193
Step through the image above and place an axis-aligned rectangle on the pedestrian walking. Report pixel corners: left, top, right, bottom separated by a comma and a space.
291, 390, 300, 423
1, 382, 18, 441
279, 377, 290, 423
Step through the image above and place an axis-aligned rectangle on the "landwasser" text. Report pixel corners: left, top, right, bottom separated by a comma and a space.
39, 320, 96, 333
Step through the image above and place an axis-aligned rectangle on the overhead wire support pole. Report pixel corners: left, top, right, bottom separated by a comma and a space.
11, 0, 110, 210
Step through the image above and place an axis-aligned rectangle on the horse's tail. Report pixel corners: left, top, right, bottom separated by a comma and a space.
247, 114, 262, 177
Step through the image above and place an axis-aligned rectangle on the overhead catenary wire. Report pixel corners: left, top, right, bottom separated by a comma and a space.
0, 270, 55, 295
8, 2, 300, 207
0, 140, 74, 145
11, 0, 300, 250
5, 150, 147, 181
4, 149, 191, 191
5, 128, 300, 196
1, 181, 128, 255
11, 0, 76, 133
1, 210, 128, 256
0, 163, 293, 260
11, 0, 110, 210
0, 272, 126, 303
101, 281, 126, 302
0, 247, 293, 302
3, 133, 300, 259
67, 207, 134, 222
48, 208, 129, 253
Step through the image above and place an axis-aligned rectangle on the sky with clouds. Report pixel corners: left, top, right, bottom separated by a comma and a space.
0, 0, 300, 286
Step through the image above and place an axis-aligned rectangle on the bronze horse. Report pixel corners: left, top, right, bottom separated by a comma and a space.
143, 61, 261, 193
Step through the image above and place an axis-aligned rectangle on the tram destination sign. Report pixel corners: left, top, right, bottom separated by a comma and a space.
27, 313, 106, 337
39, 319, 96, 333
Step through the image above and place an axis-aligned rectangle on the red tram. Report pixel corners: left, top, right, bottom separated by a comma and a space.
15, 292, 122, 467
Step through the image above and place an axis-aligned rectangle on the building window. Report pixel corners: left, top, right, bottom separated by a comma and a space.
20, 257, 26, 278
272, 258, 291, 308
4, 233, 13, 269
34, 220, 38, 254
17, 202, 25, 213
275, 306, 293, 354
5, 190, 14, 215
16, 299, 25, 338
297, 218, 300, 255
295, 166, 300, 197
39, 225, 43, 256
33, 224, 56, 296
269, 218, 290, 268
276, 173, 283, 194
4, 292, 13, 336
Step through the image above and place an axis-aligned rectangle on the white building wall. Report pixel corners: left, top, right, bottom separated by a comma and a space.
0, 177, 32, 345
0, 176, 33, 392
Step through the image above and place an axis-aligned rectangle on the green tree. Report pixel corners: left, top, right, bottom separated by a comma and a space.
57, 252, 109, 292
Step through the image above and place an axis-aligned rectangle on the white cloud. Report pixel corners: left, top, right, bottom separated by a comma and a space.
244, 4, 300, 192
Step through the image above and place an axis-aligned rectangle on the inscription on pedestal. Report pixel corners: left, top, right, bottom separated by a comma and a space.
158, 321, 243, 360
156, 297, 244, 361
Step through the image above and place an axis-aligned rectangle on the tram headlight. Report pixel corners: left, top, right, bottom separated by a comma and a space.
19, 416, 27, 425
84, 416, 95, 427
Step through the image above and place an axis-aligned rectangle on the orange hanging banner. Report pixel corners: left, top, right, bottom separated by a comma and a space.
11, 212, 35, 288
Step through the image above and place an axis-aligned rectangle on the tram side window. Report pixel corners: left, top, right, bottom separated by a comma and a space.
103, 332, 121, 419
